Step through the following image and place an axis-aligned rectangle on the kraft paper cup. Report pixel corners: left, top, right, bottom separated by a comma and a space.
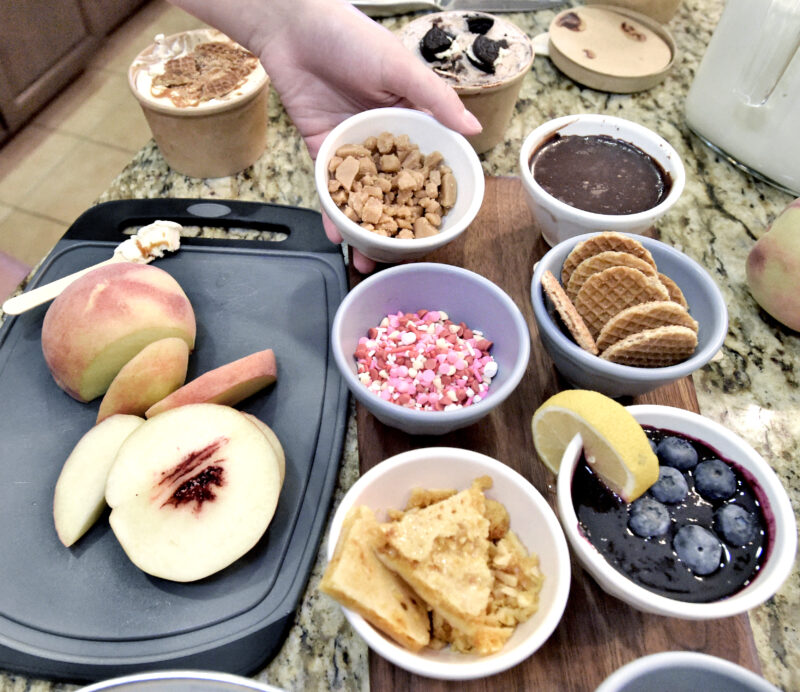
399, 12, 535, 154
129, 29, 270, 179
454, 64, 533, 154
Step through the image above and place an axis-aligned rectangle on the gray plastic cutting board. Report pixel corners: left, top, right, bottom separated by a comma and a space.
0, 200, 348, 682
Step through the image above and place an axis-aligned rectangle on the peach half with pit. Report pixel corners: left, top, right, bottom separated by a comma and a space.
105, 403, 282, 582
41, 262, 196, 403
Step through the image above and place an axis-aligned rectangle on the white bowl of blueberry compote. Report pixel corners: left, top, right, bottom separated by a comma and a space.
556, 405, 797, 619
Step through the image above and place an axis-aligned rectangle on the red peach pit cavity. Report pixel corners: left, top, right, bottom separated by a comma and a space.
354, 309, 497, 411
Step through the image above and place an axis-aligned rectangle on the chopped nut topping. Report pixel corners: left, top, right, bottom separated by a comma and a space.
328, 132, 457, 239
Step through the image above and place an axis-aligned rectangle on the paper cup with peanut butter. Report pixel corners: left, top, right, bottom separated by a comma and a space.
129, 29, 269, 178
399, 12, 534, 154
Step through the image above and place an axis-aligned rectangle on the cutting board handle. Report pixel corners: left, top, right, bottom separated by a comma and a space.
64, 199, 340, 255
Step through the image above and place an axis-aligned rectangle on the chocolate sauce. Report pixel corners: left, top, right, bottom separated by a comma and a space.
572, 426, 767, 602
530, 133, 671, 215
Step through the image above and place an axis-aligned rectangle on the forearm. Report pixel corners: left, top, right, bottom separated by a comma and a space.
168, 0, 374, 65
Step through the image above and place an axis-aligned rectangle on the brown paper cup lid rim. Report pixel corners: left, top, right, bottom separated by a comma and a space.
547, 5, 676, 93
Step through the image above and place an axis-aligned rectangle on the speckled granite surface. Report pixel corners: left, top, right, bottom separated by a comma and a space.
2, 1, 798, 690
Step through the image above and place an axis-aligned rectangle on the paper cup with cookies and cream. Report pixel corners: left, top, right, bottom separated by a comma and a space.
398, 12, 535, 154
129, 29, 270, 178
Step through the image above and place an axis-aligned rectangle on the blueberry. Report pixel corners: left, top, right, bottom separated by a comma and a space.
656, 436, 698, 471
673, 525, 723, 575
628, 497, 670, 538
716, 504, 759, 546
650, 466, 689, 504
694, 459, 737, 501
649, 438, 658, 454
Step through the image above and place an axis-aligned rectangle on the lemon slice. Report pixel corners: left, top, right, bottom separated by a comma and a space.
531, 389, 658, 501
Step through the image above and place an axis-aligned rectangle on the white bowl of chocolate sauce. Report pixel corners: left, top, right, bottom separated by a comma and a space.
519, 114, 685, 246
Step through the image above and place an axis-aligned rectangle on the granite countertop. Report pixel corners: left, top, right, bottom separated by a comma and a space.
3, 0, 798, 690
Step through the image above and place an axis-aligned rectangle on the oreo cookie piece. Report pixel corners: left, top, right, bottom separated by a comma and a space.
466, 15, 494, 35
420, 26, 453, 62
466, 35, 508, 73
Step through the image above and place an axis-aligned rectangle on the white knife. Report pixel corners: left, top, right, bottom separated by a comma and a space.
353, 0, 566, 16
1, 220, 182, 316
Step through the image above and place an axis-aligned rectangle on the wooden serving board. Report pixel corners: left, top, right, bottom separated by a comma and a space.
349, 177, 761, 690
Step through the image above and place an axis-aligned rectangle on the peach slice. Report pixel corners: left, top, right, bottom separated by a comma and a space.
97, 337, 190, 423
53, 414, 145, 547
145, 348, 277, 418
41, 263, 196, 402
242, 412, 285, 485
105, 403, 282, 582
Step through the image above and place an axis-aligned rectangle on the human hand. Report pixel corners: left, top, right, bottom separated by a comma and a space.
170, 0, 482, 273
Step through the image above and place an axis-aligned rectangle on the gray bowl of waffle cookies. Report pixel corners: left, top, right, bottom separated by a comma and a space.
531, 232, 728, 398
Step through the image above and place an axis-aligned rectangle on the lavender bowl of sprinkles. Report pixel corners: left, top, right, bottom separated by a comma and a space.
355, 309, 498, 411
332, 263, 530, 435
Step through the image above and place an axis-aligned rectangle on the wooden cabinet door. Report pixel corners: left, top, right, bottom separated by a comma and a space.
0, 0, 97, 132
80, 0, 148, 37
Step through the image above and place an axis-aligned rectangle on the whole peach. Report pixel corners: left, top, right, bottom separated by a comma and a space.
746, 197, 800, 332
41, 263, 196, 402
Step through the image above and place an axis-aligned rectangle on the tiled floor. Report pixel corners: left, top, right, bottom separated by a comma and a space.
0, 0, 207, 300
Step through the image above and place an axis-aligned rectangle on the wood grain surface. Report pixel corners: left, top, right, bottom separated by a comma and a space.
349, 177, 760, 691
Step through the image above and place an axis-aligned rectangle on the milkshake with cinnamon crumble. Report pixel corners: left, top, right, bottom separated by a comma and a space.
129, 29, 269, 178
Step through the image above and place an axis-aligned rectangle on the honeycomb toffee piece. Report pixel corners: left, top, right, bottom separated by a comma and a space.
320, 477, 544, 656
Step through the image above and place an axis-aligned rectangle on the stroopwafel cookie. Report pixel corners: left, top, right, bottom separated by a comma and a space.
566, 250, 659, 301
599, 325, 698, 367
658, 272, 689, 309
541, 270, 599, 355
574, 266, 671, 338
560, 232, 657, 286
596, 300, 698, 352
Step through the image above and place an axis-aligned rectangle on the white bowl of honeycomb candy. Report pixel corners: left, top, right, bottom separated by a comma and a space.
319, 447, 571, 680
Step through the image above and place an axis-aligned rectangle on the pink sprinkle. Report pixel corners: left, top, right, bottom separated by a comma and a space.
352, 309, 497, 412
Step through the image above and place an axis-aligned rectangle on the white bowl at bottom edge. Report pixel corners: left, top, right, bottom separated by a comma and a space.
77, 670, 283, 691
556, 405, 797, 619
595, 651, 779, 692
326, 447, 571, 680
